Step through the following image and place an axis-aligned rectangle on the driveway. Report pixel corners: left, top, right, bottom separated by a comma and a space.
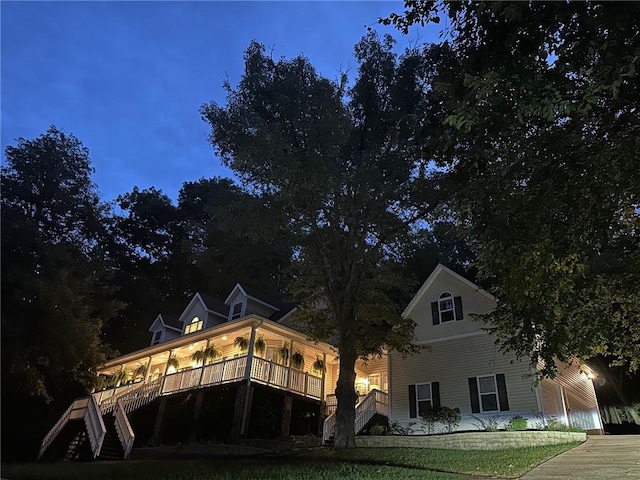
522, 435, 640, 479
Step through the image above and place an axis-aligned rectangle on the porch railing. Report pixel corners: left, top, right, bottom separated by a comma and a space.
322, 389, 388, 443
160, 355, 323, 399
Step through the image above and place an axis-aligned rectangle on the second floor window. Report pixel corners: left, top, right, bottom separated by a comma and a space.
230, 302, 244, 320
438, 292, 455, 322
185, 316, 203, 334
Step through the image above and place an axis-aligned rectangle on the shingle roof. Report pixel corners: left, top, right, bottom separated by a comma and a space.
198, 292, 230, 317
160, 313, 181, 330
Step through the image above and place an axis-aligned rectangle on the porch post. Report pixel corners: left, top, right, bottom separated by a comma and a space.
144, 356, 153, 382
198, 339, 210, 386
286, 340, 293, 390
280, 395, 293, 437
320, 353, 327, 400
244, 326, 257, 381
163, 349, 174, 376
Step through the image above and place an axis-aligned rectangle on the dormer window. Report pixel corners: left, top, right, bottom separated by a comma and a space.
151, 330, 162, 345
230, 302, 244, 320
431, 293, 464, 325
185, 316, 203, 334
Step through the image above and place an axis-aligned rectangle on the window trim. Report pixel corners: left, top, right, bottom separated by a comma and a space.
416, 382, 433, 416
151, 330, 162, 345
184, 316, 203, 334
438, 292, 455, 323
230, 301, 245, 320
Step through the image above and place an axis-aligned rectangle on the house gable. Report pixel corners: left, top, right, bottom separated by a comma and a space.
148, 314, 181, 346
179, 294, 210, 335
404, 264, 496, 343
224, 283, 283, 321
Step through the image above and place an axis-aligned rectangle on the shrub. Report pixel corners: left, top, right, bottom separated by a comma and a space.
420, 406, 461, 434
472, 415, 504, 432
546, 418, 584, 433
369, 424, 386, 436
509, 416, 528, 431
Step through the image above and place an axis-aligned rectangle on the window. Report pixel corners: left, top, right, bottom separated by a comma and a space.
431, 294, 464, 325
408, 382, 440, 418
478, 375, 498, 411
151, 330, 162, 345
468, 374, 509, 413
416, 383, 433, 415
185, 316, 203, 334
438, 292, 455, 322
230, 302, 244, 320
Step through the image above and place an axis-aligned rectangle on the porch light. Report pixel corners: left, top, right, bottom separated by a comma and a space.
221, 336, 228, 341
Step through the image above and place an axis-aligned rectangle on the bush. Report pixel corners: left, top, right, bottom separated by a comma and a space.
471, 415, 504, 432
420, 406, 461, 434
369, 424, 386, 436
509, 416, 528, 431
546, 418, 584, 433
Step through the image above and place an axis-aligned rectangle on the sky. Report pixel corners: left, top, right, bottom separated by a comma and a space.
1, 1, 440, 203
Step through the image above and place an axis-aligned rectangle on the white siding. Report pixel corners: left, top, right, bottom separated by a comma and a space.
389, 333, 540, 433
542, 361, 603, 431
411, 270, 495, 343
181, 299, 209, 335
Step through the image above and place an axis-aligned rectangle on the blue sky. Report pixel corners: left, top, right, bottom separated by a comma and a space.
2, 1, 439, 202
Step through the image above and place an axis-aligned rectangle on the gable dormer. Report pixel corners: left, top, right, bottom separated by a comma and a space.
224, 283, 281, 321
403, 264, 496, 343
178, 293, 228, 335
148, 313, 181, 346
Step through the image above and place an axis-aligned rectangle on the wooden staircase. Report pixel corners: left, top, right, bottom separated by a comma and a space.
322, 389, 389, 443
97, 414, 124, 461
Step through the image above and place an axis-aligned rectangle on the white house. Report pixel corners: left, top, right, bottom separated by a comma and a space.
388, 264, 603, 434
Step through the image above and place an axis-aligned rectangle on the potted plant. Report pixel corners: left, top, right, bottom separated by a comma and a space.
291, 350, 305, 370
234, 334, 250, 352
192, 343, 223, 366
312, 356, 325, 373
254, 334, 267, 357
133, 364, 148, 381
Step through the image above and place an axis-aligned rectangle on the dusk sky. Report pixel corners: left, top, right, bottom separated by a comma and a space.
2, 1, 440, 203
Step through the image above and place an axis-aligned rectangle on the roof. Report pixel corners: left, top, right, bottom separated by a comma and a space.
198, 292, 230, 317
160, 313, 181, 330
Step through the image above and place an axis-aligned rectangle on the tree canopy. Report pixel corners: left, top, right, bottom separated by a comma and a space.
201, 33, 445, 447
1, 126, 119, 403
383, 1, 640, 375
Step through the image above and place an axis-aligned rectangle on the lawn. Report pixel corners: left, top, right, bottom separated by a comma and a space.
2, 442, 581, 480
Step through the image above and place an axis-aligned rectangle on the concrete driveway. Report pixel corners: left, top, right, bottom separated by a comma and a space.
522, 435, 640, 479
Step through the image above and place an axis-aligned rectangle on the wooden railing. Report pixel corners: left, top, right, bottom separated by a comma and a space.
114, 400, 135, 459
322, 389, 388, 443
160, 356, 323, 399
84, 396, 107, 459
38, 396, 107, 461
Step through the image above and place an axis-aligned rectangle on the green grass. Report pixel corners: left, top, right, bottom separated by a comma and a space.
2, 442, 581, 480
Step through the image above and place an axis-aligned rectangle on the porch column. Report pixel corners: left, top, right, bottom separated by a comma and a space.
280, 395, 293, 437
198, 339, 210, 386
144, 356, 153, 382
150, 397, 168, 446
243, 326, 257, 381
188, 391, 206, 443
286, 340, 293, 390
230, 383, 255, 443
163, 349, 175, 376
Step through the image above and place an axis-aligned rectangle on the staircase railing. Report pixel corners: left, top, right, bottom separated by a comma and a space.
38, 396, 107, 461
322, 389, 388, 443
84, 396, 107, 459
114, 399, 135, 459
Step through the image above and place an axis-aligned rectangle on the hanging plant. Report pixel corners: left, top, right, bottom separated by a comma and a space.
291, 350, 305, 370
133, 364, 148, 380
166, 355, 180, 371
95, 374, 109, 391
312, 356, 325, 373
254, 334, 266, 356
203, 343, 222, 364
277, 344, 290, 363
110, 369, 130, 386
234, 334, 250, 352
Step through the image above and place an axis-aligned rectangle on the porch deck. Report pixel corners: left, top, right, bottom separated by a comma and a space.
94, 354, 323, 406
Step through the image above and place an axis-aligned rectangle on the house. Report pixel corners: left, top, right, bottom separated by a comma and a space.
38, 283, 388, 461
38, 266, 603, 462
388, 264, 604, 434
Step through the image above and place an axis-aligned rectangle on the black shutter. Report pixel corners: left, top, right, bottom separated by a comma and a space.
468, 377, 480, 413
454, 296, 464, 320
431, 302, 440, 325
408, 384, 417, 418
432, 382, 440, 409
496, 374, 510, 411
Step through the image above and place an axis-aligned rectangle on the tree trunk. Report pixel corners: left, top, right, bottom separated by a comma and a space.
333, 340, 358, 448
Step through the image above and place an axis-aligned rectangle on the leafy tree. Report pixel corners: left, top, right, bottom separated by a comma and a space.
201, 34, 443, 447
384, 2, 640, 374
1, 127, 120, 459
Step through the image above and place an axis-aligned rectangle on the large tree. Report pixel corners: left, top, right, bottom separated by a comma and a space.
202, 34, 443, 447
1, 126, 120, 459
384, 2, 640, 374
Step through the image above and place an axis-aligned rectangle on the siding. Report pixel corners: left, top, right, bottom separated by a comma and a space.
411, 270, 495, 343
389, 333, 540, 433
181, 299, 209, 334
542, 361, 602, 431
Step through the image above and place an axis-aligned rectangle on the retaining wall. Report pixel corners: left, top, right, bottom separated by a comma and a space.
355, 431, 586, 450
